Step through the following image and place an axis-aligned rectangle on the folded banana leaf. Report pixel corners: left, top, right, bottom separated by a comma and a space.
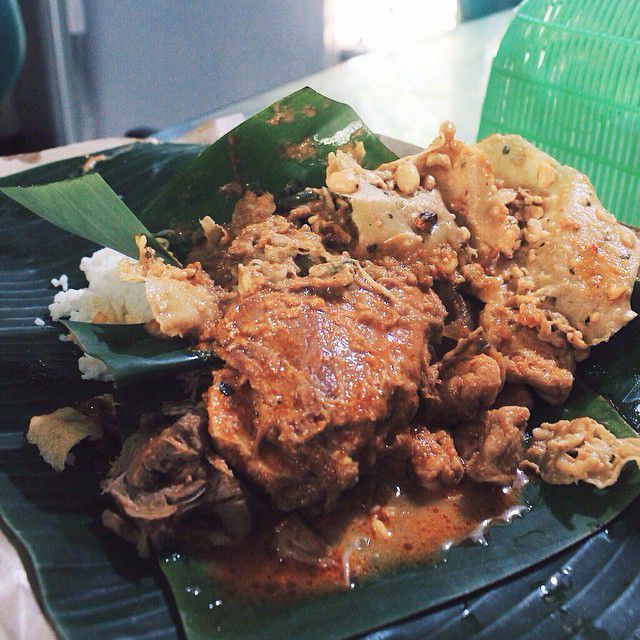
1, 173, 178, 264
0, 87, 639, 640
140, 87, 397, 230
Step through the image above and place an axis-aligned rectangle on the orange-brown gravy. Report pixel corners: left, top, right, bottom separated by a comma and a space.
189, 467, 524, 603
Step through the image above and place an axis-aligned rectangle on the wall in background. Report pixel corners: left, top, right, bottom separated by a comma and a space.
83, 0, 326, 137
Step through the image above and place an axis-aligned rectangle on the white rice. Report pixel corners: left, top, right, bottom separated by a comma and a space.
49, 248, 151, 380
34, 317, 45, 326
78, 354, 113, 381
49, 248, 151, 324
51, 274, 69, 291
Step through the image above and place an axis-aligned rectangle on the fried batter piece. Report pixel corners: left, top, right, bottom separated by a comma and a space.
206, 243, 446, 510
454, 406, 530, 485
478, 133, 639, 346
121, 236, 225, 340
522, 417, 640, 488
324, 147, 470, 285
480, 303, 575, 405
379, 122, 522, 265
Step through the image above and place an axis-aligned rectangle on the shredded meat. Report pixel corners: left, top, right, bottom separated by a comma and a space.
287, 188, 355, 250
229, 190, 276, 236
409, 428, 464, 489
188, 190, 278, 287
103, 411, 250, 557
454, 406, 529, 485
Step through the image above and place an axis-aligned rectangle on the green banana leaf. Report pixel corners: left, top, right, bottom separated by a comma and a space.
141, 86, 398, 230
0, 173, 178, 265
0, 87, 639, 640
61, 320, 211, 385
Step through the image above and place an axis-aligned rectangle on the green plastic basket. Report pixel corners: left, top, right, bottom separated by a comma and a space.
479, 0, 640, 225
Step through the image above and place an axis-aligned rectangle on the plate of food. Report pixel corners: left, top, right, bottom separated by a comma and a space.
1, 86, 640, 640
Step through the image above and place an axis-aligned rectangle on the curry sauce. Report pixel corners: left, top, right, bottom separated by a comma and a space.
198, 468, 524, 602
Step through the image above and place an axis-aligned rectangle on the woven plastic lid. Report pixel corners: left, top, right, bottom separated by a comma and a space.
479, 0, 639, 224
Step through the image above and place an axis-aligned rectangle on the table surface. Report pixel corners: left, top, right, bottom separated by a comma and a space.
156, 9, 513, 147
0, 10, 512, 640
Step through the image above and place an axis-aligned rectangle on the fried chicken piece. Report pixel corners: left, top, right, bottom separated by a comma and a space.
421, 329, 504, 427
480, 303, 575, 405
206, 259, 446, 510
454, 406, 529, 485
437, 354, 503, 422
410, 428, 464, 489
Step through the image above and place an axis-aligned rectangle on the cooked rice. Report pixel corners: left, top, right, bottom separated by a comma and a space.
49, 248, 151, 380
51, 274, 69, 291
49, 248, 151, 324
78, 353, 113, 381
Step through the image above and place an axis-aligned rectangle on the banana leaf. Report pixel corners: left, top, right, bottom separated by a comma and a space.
0, 173, 179, 265
140, 86, 398, 230
1, 87, 640, 640
61, 320, 211, 385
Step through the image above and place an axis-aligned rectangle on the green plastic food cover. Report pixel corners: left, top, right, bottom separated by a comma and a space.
479, 0, 640, 225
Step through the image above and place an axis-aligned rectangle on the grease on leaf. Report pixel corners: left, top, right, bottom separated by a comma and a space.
281, 137, 318, 161
266, 102, 295, 125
